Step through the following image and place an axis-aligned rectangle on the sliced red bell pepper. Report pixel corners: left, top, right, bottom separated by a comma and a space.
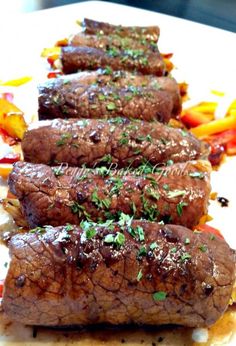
0, 279, 4, 298
0, 128, 17, 145
47, 70, 62, 79
195, 224, 224, 240
181, 110, 212, 128
226, 138, 236, 155
0, 153, 20, 164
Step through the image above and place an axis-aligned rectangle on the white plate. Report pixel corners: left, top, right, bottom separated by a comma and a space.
0, 1, 235, 345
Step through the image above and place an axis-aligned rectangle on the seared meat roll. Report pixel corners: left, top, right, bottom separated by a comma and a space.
61, 46, 166, 76
69, 33, 159, 52
8, 161, 211, 229
22, 118, 208, 167
3, 221, 235, 327
38, 71, 181, 119
82, 18, 160, 42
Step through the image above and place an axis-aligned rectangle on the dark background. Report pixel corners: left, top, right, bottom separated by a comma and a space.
41, 0, 236, 32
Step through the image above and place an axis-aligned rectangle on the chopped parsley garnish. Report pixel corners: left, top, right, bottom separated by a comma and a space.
130, 201, 137, 215
166, 160, 174, 166
118, 213, 133, 230
52, 166, 64, 176
181, 253, 192, 261
91, 189, 111, 209
153, 291, 167, 301
71, 202, 90, 219
65, 224, 73, 232
137, 269, 143, 281
150, 241, 158, 250
103, 66, 113, 75
56, 133, 71, 146
168, 190, 186, 198
163, 184, 169, 191
115, 232, 126, 246
119, 132, 129, 145
210, 234, 216, 240
106, 102, 116, 111
100, 154, 112, 164
104, 232, 125, 247
189, 172, 205, 179
135, 226, 145, 242
146, 187, 160, 200
107, 47, 119, 57
184, 238, 190, 245
176, 202, 188, 216
170, 247, 177, 253
29, 226, 45, 234
104, 234, 114, 243
109, 177, 123, 196
85, 228, 97, 239
98, 94, 106, 101
96, 166, 110, 177
199, 244, 208, 252
147, 176, 158, 188
138, 245, 147, 257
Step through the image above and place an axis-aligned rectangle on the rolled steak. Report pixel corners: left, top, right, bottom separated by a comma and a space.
3, 221, 235, 327
61, 46, 166, 76
22, 118, 208, 167
38, 71, 181, 119
69, 33, 159, 53
82, 18, 160, 42
8, 161, 211, 228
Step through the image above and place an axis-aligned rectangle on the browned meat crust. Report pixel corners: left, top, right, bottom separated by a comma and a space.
61, 46, 166, 76
22, 118, 208, 167
82, 18, 160, 42
3, 222, 235, 327
70, 33, 159, 52
38, 71, 181, 119
8, 161, 211, 229
38, 82, 173, 122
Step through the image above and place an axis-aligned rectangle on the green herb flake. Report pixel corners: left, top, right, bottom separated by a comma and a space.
199, 244, 208, 252
52, 167, 64, 176
189, 172, 205, 179
184, 237, 190, 245
137, 269, 143, 282
146, 187, 160, 201
138, 245, 147, 257
177, 202, 188, 216
181, 252, 192, 261
170, 247, 177, 253
135, 226, 145, 242
153, 291, 167, 301
106, 102, 116, 111
103, 66, 113, 75
96, 166, 110, 177
104, 234, 114, 243
210, 234, 216, 240
130, 201, 137, 215
115, 232, 125, 246
86, 228, 97, 239
163, 184, 169, 191
166, 160, 174, 166
100, 154, 112, 164
167, 190, 186, 198
98, 94, 106, 101
118, 213, 133, 229
150, 242, 158, 250
65, 224, 73, 232
56, 132, 71, 146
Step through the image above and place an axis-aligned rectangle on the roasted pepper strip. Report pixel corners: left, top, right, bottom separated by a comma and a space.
190, 114, 236, 138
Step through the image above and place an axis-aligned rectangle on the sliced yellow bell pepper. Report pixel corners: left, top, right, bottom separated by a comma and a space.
0, 163, 13, 179
0, 76, 32, 87
190, 114, 236, 138
41, 47, 61, 58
